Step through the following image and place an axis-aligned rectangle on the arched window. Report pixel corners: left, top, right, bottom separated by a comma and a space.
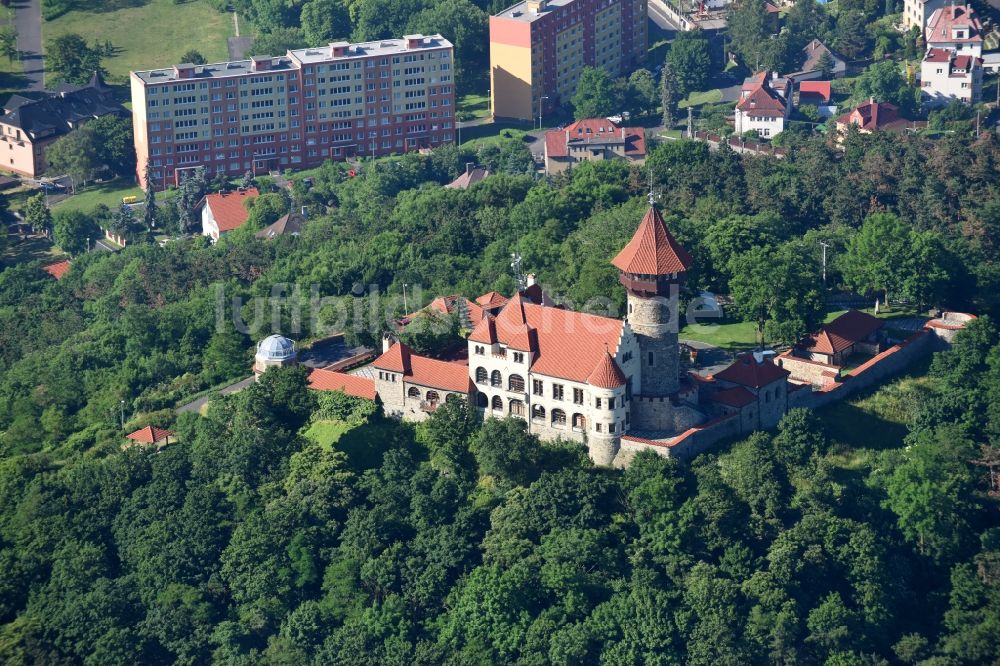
475, 367, 488, 384
490, 370, 502, 387
531, 405, 545, 421
426, 390, 440, 403
476, 392, 488, 408
508, 374, 525, 392
509, 399, 525, 416
551, 409, 567, 427
407, 386, 421, 398
491, 395, 503, 411
572, 413, 586, 431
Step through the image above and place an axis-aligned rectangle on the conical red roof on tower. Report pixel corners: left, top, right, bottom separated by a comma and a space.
612, 205, 693, 275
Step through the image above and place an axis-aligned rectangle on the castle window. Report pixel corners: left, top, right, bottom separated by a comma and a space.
609, 422, 616, 433
532, 404, 546, 422
595, 423, 602, 432
407, 386, 421, 398
552, 384, 564, 401
509, 374, 525, 392
426, 391, 440, 403
648, 352, 654, 366
573, 388, 584, 404
572, 413, 586, 431
490, 370, 502, 387
476, 392, 488, 408
551, 409, 567, 427
595, 397, 602, 409
475, 367, 488, 384
608, 397, 616, 409
533, 379, 543, 396
513, 351, 524, 363
510, 399, 525, 416
475, 345, 484, 355
491, 395, 503, 411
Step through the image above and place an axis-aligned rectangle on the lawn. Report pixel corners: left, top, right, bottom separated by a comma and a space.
679, 320, 759, 350
459, 121, 535, 147
44, 0, 235, 82
305, 419, 354, 449
457, 93, 491, 121
52, 178, 178, 214
1, 234, 64, 269
680, 89, 723, 108
0, 6, 27, 96
817, 354, 936, 465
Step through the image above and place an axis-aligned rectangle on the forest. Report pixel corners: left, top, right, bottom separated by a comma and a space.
0, 128, 998, 663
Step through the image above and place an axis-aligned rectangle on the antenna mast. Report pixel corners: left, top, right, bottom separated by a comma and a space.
511, 252, 526, 291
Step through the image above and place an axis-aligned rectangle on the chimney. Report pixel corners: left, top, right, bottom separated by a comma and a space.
404, 34, 424, 49
250, 56, 271, 72
329, 41, 350, 57
382, 333, 392, 353
526, 273, 536, 287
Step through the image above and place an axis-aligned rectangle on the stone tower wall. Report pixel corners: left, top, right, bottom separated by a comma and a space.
628, 288, 680, 397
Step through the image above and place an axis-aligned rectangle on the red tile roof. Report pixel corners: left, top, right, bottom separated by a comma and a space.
445, 166, 490, 190
544, 118, 646, 159
710, 386, 757, 408
924, 47, 953, 63
202, 188, 259, 232
612, 205, 693, 276
468, 293, 626, 383
307, 368, 377, 399
837, 100, 906, 131
736, 77, 787, 118
714, 353, 789, 389
373, 342, 472, 393
799, 309, 883, 355
587, 351, 627, 388
126, 425, 174, 444
798, 80, 832, 103
43, 259, 71, 280
926, 5, 982, 44
476, 291, 508, 308
403, 294, 486, 329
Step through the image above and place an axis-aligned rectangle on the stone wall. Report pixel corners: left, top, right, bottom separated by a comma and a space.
628, 291, 680, 396
613, 413, 742, 466
777, 353, 840, 386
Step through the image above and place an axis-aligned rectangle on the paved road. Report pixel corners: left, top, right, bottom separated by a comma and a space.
13, 0, 44, 91
647, 0, 683, 33
177, 375, 255, 414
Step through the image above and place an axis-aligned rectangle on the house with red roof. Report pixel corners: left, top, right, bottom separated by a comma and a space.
198, 187, 259, 242
708, 352, 790, 430
42, 259, 71, 280
543, 118, 646, 175
796, 310, 885, 366
835, 99, 911, 137
925, 5, 983, 57
734, 72, 790, 139
921, 48, 983, 107
797, 80, 837, 118
373, 341, 473, 420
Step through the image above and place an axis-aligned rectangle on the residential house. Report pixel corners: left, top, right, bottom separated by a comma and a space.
791, 39, 847, 80
836, 99, 911, 136
903, 0, 947, 31
255, 210, 306, 239
199, 187, 259, 242
0, 71, 126, 178
733, 72, 790, 139
445, 163, 491, 189
921, 48, 983, 106
797, 80, 837, 118
124, 425, 175, 449
543, 118, 646, 175
925, 5, 983, 56
707, 352, 790, 431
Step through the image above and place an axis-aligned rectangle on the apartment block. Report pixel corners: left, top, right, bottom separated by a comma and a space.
921, 48, 983, 107
130, 34, 454, 189
903, 0, 946, 32
489, 0, 647, 122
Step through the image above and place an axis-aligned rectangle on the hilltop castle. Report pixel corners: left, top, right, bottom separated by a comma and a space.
274, 201, 971, 466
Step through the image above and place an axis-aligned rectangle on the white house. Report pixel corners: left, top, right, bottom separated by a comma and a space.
921, 48, 983, 107
925, 5, 983, 57
734, 72, 790, 139
198, 187, 258, 242
903, 0, 947, 31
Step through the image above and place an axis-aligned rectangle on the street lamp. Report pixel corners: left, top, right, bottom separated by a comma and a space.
537, 96, 549, 130
120, 399, 125, 430
403, 283, 409, 314
819, 241, 830, 287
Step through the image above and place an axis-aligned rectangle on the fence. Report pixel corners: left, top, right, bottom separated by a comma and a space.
691, 131, 788, 158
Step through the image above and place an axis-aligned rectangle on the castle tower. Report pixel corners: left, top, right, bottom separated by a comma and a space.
612, 204, 693, 420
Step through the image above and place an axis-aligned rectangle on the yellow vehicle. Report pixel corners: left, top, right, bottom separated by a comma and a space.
122, 195, 138, 204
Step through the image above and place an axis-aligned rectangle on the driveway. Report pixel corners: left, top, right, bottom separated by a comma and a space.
13, 0, 45, 91
176, 375, 255, 414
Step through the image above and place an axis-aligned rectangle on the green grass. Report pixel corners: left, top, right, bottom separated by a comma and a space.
818, 354, 936, 463
459, 121, 535, 147
679, 320, 759, 350
305, 419, 353, 449
679, 89, 723, 109
658, 129, 683, 139
0, 6, 27, 96
457, 93, 490, 121
53, 178, 178, 215
1, 234, 64, 269
44, 0, 235, 83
